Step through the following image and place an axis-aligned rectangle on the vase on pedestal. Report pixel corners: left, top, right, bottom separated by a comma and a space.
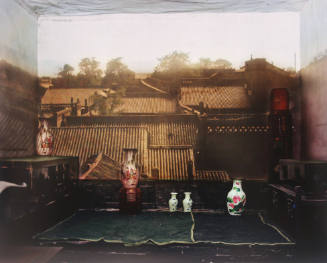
121, 149, 139, 189
120, 149, 141, 214
183, 192, 192, 212
169, 192, 178, 212
226, 179, 246, 216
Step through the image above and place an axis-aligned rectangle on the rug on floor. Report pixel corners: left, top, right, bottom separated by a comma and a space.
34, 210, 194, 245
192, 212, 294, 245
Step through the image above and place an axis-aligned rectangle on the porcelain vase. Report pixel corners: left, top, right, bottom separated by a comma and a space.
169, 192, 178, 212
183, 192, 192, 212
121, 149, 139, 201
36, 119, 53, 156
226, 179, 246, 216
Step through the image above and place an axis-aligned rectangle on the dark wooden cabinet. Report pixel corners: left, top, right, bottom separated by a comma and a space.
0, 156, 79, 221
267, 159, 327, 247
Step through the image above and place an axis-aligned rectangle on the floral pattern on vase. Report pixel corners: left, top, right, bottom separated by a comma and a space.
36, 119, 53, 156
183, 192, 192, 212
121, 149, 139, 202
226, 179, 246, 216
169, 192, 178, 212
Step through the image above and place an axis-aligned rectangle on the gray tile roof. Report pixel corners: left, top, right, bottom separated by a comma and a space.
50, 126, 147, 168
180, 86, 250, 110
66, 117, 198, 147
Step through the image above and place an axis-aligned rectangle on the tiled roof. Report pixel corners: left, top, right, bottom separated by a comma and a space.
49, 125, 231, 182
84, 153, 121, 180
0, 60, 39, 157
195, 170, 230, 182
148, 148, 231, 182
113, 97, 177, 114
42, 89, 177, 114
145, 121, 197, 146
180, 86, 250, 110
66, 117, 198, 147
148, 147, 194, 181
50, 127, 148, 168
0, 111, 35, 157
42, 88, 103, 104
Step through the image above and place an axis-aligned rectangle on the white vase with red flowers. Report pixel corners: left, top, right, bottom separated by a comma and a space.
226, 179, 246, 216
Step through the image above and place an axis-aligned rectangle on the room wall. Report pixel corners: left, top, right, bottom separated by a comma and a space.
0, 0, 39, 158
0, 0, 37, 75
300, 0, 327, 160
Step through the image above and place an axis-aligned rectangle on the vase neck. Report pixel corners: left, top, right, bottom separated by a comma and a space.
171, 193, 177, 198
233, 180, 242, 190
184, 192, 191, 198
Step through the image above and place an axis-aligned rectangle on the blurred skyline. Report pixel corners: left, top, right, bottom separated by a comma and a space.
38, 12, 300, 77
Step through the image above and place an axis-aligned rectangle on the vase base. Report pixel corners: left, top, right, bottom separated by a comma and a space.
119, 187, 142, 214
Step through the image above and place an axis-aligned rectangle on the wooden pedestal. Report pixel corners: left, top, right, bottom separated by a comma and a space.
119, 187, 142, 214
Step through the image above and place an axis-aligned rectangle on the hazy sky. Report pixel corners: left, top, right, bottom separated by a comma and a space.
38, 12, 300, 76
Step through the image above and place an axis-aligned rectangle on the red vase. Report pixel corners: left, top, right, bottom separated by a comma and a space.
36, 119, 53, 156
120, 149, 141, 214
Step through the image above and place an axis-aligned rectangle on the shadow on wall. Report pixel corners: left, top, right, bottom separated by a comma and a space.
203, 135, 272, 180
301, 55, 327, 161
0, 60, 42, 158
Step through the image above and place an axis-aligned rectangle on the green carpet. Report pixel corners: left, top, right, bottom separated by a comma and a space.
35, 210, 294, 246
35, 210, 194, 245
192, 212, 294, 245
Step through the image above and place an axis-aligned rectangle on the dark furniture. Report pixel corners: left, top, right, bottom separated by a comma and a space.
119, 187, 142, 214
268, 159, 327, 248
0, 156, 79, 222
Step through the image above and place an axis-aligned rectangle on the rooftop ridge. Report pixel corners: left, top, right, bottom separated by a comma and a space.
50, 126, 148, 130
148, 145, 193, 149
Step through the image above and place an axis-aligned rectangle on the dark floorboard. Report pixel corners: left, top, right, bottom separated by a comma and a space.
46, 243, 300, 263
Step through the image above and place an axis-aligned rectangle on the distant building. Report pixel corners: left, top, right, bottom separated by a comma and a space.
40, 58, 299, 181
39, 77, 53, 89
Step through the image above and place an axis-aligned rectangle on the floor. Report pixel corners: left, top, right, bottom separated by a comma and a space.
0, 246, 62, 263
3, 241, 327, 263
1, 182, 326, 263
49, 244, 297, 263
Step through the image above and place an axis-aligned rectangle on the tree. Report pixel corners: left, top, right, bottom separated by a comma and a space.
103, 57, 135, 87
197, 58, 213, 69
58, 64, 74, 78
193, 58, 232, 76
53, 64, 75, 88
90, 88, 124, 115
155, 51, 190, 73
152, 51, 194, 96
213, 59, 232, 69
77, 58, 103, 87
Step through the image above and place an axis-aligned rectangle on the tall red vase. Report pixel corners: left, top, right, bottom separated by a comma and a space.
120, 149, 141, 214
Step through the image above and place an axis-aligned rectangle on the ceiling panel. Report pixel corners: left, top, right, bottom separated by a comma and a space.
15, 0, 309, 16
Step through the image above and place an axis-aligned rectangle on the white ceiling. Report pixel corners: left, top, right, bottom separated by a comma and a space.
15, 0, 309, 16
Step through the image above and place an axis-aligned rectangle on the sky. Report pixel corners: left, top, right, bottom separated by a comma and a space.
38, 12, 300, 77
